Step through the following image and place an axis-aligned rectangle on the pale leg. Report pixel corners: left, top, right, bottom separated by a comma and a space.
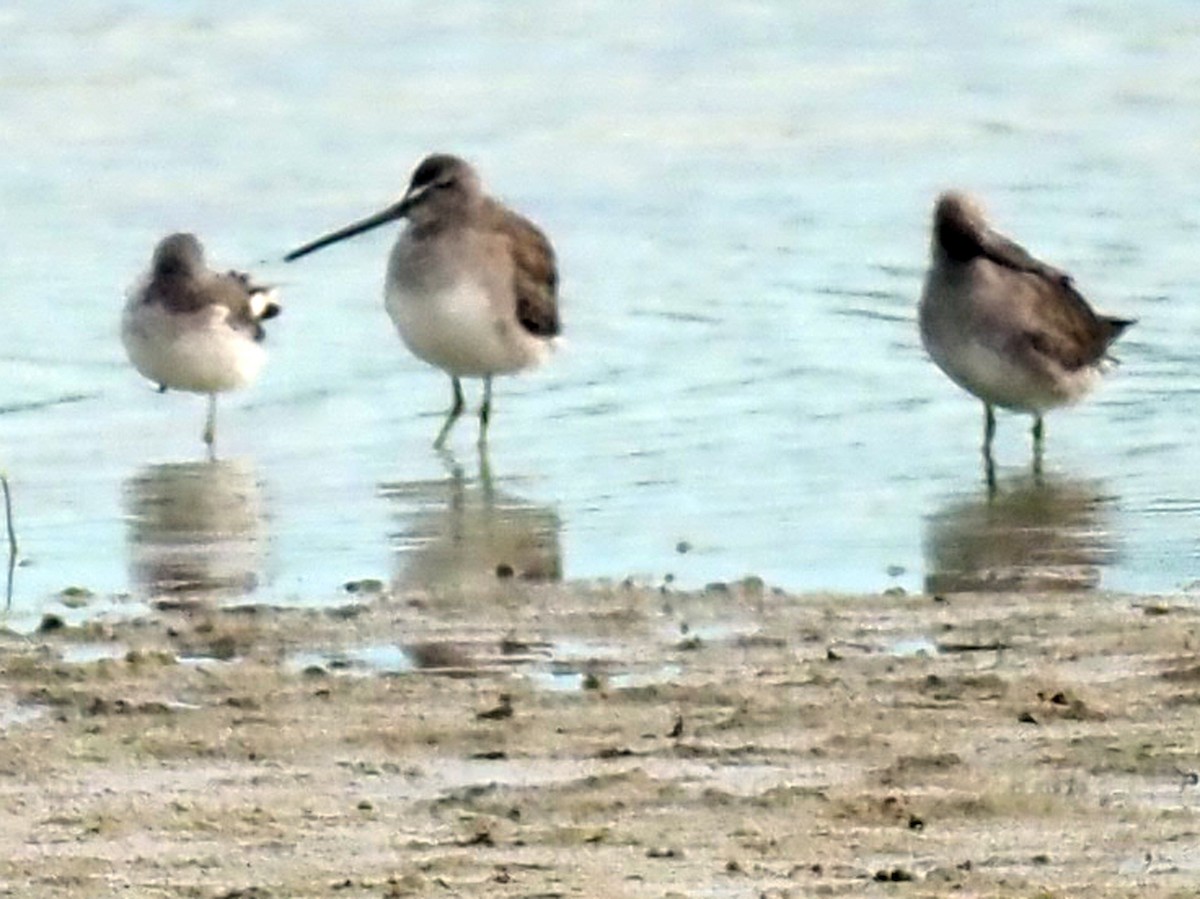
434, 377, 466, 449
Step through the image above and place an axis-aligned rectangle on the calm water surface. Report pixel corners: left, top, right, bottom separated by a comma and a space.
3, 1, 1200, 625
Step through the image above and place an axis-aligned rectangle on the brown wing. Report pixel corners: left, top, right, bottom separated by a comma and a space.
149, 269, 278, 341
488, 201, 560, 338
966, 225, 1132, 370
1005, 269, 1131, 371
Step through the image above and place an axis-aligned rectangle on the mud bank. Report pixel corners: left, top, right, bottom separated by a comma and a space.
1, 581, 1198, 897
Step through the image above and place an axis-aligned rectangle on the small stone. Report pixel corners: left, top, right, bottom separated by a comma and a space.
343, 578, 384, 594
477, 694, 514, 721
741, 575, 765, 597
58, 587, 93, 608
647, 847, 682, 859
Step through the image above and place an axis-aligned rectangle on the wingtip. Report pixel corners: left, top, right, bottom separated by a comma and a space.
1108, 316, 1136, 337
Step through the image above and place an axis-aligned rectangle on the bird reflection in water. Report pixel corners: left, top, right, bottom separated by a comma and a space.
382, 452, 561, 594
923, 472, 1117, 593
124, 459, 266, 602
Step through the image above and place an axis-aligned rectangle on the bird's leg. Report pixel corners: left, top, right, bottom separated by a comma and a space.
477, 375, 493, 449
982, 404, 997, 497
203, 394, 217, 458
1, 472, 15, 609
1032, 414, 1045, 482
983, 404, 996, 455
433, 377, 465, 449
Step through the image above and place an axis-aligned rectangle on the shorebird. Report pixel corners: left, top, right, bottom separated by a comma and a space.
284, 153, 560, 448
122, 233, 281, 453
918, 191, 1133, 484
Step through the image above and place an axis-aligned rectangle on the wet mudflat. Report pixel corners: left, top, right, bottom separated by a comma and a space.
1, 581, 1197, 897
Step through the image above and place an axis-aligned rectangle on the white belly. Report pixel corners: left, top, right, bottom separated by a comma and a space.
384, 278, 547, 378
926, 335, 1099, 413
121, 298, 266, 394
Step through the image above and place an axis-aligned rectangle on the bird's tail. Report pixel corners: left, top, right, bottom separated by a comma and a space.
1103, 316, 1136, 341
1100, 316, 1136, 364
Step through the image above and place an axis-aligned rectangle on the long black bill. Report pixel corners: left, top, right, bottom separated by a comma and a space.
283, 199, 410, 262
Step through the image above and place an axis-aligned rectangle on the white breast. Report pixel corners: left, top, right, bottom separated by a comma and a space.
384, 278, 547, 378
121, 296, 267, 394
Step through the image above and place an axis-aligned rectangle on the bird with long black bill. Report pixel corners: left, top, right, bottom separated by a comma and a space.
284, 153, 560, 449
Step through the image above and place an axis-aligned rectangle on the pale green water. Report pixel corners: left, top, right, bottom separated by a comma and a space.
3, 1, 1200, 624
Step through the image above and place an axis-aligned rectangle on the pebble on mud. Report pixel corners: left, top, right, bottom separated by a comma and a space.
476, 694, 514, 721
343, 578, 384, 594
647, 846, 683, 859
58, 586, 93, 608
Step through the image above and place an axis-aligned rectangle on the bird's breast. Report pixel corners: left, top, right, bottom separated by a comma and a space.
384, 276, 546, 378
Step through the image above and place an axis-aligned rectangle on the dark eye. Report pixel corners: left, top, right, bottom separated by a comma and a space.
434, 178, 455, 190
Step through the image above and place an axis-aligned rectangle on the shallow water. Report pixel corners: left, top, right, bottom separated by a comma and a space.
3, 1, 1200, 623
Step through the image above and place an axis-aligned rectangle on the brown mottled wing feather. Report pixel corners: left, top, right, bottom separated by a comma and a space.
978, 232, 1067, 283
218, 271, 280, 341
203, 272, 263, 333
149, 270, 276, 338
940, 202, 1134, 370
490, 202, 560, 338
224, 270, 281, 321
982, 238, 1129, 371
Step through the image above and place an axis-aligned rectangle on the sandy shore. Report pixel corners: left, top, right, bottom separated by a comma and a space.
1, 579, 1198, 897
